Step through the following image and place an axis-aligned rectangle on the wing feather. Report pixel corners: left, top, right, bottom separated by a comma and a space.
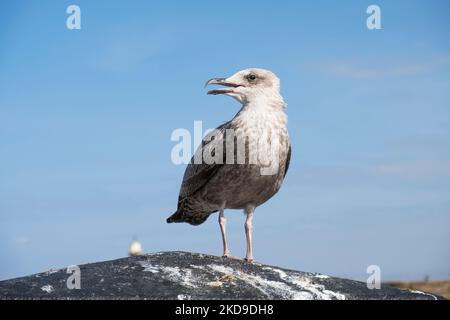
178, 122, 230, 200
284, 145, 291, 178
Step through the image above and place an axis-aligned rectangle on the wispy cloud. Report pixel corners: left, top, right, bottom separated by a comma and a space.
91, 26, 179, 72
291, 160, 450, 186
15, 236, 29, 245
371, 160, 450, 179
313, 54, 450, 79
384, 134, 450, 155
326, 62, 428, 78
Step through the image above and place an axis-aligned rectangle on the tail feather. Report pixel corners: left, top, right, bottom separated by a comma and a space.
166, 209, 184, 223
166, 209, 215, 226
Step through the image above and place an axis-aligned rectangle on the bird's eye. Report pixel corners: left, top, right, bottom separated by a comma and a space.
247, 74, 257, 81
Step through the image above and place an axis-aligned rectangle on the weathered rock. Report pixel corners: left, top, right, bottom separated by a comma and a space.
0, 251, 443, 300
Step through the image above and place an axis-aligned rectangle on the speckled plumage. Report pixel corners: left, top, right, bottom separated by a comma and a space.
169, 81, 290, 223
167, 68, 291, 261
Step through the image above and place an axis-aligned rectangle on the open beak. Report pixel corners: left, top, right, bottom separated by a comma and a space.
205, 78, 243, 95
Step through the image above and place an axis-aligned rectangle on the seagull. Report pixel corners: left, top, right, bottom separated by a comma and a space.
167, 68, 291, 262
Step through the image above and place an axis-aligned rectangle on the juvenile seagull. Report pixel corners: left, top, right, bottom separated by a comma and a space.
167, 68, 291, 262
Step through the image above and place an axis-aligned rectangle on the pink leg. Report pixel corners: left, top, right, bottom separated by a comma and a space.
219, 209, 232, 258
244, 206, 254, 262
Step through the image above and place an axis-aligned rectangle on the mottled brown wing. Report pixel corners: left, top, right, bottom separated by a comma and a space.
284, 145, 291, 178
178, 122, 230, 200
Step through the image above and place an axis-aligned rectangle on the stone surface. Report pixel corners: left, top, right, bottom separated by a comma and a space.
0, 251, 443, 300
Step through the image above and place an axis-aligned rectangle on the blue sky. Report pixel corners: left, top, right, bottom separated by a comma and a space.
1, 0, 449, 282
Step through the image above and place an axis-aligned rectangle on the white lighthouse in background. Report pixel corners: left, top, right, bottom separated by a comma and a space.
128, 239, 143, 256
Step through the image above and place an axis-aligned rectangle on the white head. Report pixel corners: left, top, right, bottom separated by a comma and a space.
205, 68, 283, 105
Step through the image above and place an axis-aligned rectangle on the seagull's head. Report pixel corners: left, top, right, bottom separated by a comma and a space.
205, 68, 282, 104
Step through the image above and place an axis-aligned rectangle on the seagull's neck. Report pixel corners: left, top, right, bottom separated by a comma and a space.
231, 92, 289, 165
234, 92, 287, 125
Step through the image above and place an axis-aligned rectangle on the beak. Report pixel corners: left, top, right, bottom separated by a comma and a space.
205, 77, 243, 95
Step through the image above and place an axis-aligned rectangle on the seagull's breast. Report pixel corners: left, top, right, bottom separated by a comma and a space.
200, 104, 291, 209
232, 105, 289, 168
